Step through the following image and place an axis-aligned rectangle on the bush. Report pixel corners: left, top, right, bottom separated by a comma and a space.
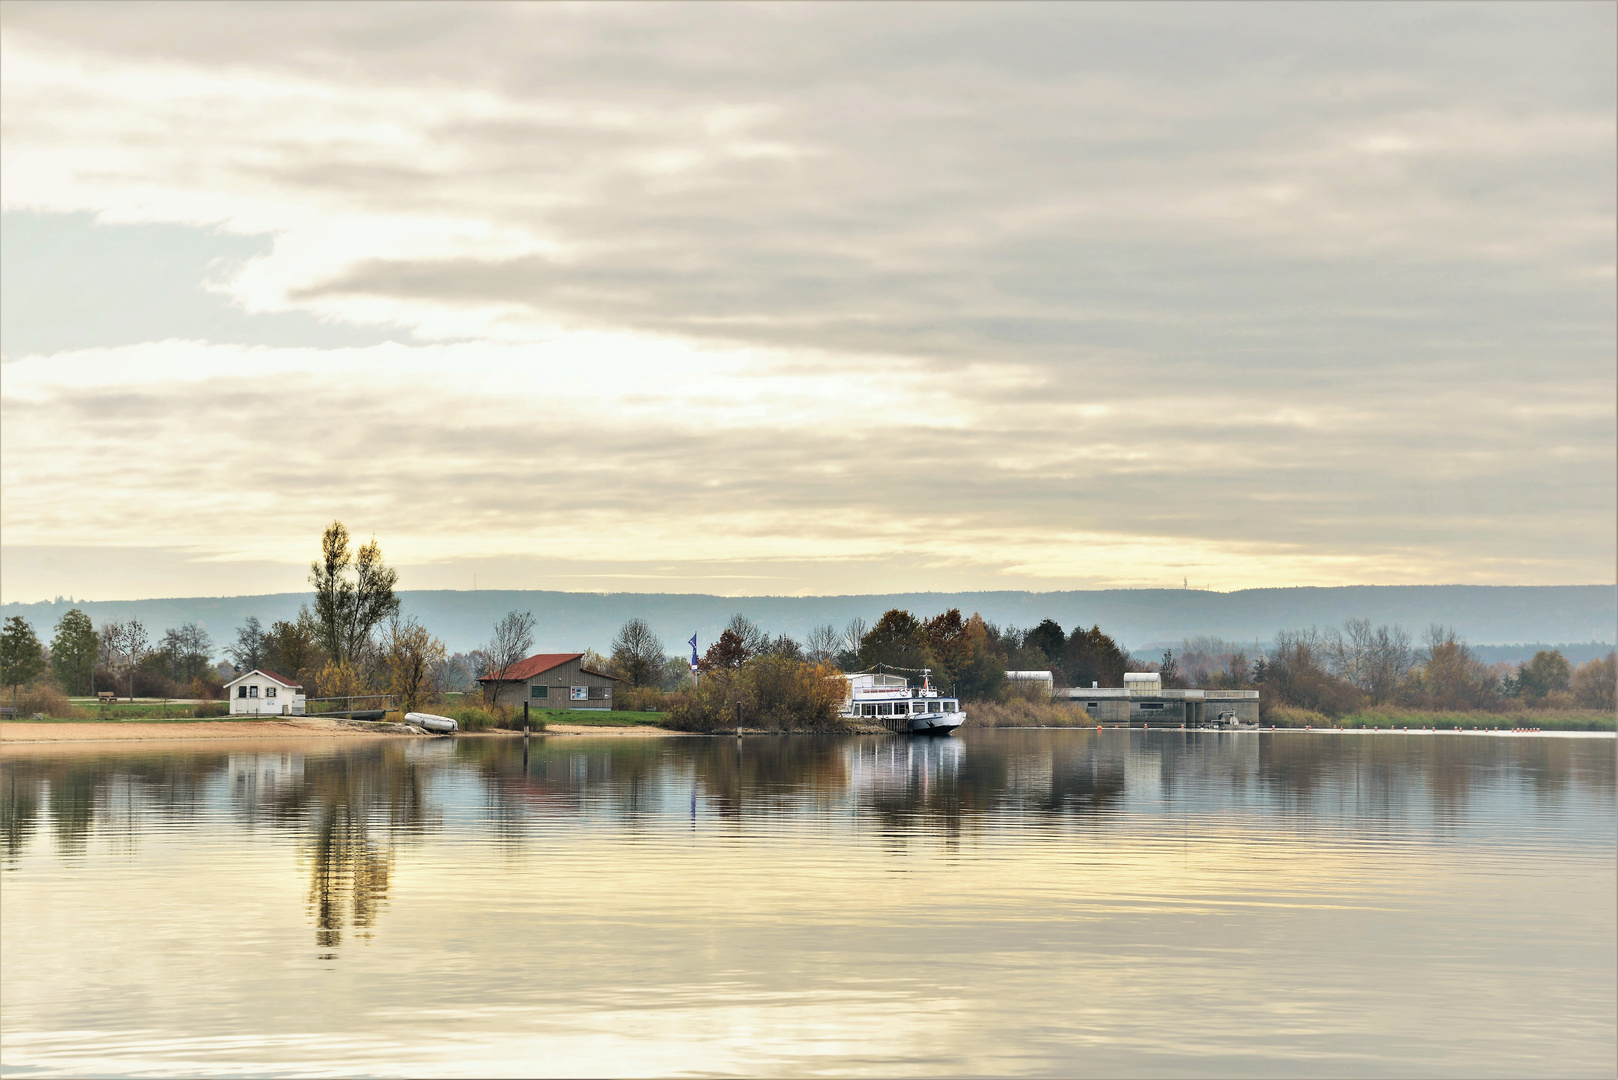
617, 685, 668, 712
1265, 705, 1333, 728
437, 703, 538, 732
10, 681, 82, 718
665, 657, 848, 732
964, 699, 1090, 727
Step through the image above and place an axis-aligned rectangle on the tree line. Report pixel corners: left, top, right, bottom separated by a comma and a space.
3, 535, 1613, 725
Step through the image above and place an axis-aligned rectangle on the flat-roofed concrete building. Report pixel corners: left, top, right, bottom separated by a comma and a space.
1056, 670, 1259, 725
478, 652, 620, 711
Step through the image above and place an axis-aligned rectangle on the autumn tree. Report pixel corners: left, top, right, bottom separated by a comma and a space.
1572, 653, 1616, 711
264, 607, 323, 683
50, 609, 98, 695
310, 521, 400, 664
701, 629, 752, 671
610, 618, 665, 688
1518, 649, 1572, 704
0, 617, 45, 711
385, 616, 445, 715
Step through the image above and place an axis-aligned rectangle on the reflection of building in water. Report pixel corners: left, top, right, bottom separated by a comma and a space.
1056, 671, 1259, 725
228, 754, 304, 808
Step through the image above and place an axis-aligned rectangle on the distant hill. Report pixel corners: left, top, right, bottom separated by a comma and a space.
4, 585, 1612, 659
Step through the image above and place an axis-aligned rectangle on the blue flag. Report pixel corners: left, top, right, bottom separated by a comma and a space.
689, 633, 700, 672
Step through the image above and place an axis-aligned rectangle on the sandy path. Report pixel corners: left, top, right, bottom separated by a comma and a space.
0, 718, 419, 744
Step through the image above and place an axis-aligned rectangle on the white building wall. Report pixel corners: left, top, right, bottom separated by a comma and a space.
227, 676, 306, 716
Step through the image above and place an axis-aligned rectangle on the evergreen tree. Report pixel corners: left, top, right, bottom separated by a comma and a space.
50, 609, 98, 695
0, 617, 46, 710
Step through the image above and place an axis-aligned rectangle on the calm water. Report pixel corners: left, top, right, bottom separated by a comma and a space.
2, 730, 1613, 1078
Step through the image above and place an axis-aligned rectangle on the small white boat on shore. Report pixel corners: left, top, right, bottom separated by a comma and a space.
405, 712, 458, 735
839, 670, 965, 736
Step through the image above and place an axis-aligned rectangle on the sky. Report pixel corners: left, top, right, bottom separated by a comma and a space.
1, 2, 1613, 603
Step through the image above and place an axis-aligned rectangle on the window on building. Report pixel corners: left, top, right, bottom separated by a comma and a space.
587, 686, 606, 701
265, 687, 277, 699
1087, 702, 1099, 710
531, 684, 548, 699
248, 686, 258, 698
237, 686, 248, 699
1140, 702, 1164, 710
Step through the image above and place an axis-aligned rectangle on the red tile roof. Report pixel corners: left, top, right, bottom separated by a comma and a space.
477, 652, 617, 682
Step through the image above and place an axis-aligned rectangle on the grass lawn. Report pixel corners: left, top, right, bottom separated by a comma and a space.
26, 699, 233, 721
535, 709, 668, 727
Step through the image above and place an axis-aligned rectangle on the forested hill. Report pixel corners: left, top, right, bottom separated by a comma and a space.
3, 585, 1613, 658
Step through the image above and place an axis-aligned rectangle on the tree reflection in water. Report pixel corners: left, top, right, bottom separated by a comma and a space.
1, 731, 1610, 947
262, 746, 432, 952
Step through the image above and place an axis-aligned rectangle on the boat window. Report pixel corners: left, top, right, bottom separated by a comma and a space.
912, 702, 924, 713
942, 701, 956, 712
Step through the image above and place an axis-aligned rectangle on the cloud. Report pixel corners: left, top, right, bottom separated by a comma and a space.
0, 3, 1612, 600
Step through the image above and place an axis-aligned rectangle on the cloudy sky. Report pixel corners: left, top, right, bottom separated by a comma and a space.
1, 2, 1613, 603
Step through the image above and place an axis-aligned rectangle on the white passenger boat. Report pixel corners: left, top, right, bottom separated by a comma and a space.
839, 670, 965, 736
404, 711, 458, 734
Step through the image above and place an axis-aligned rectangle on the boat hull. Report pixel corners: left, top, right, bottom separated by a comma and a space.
909, 713, 964, 735
404, 711, 458, 734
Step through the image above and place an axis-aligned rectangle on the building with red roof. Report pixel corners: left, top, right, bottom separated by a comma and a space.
477, 652, 619, 710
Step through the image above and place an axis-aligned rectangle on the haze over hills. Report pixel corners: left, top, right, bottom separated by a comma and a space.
3, 585, 1612, 662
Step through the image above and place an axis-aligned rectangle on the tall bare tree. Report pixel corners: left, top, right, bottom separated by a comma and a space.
227, 616, 267, 672
481, 610, 536, 703
725, 613, 769, 655
610, 618, 665, 688
805, 623, 840, 666
102, 619, 149, 702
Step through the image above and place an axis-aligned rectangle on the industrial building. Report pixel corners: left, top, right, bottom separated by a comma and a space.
1054, 671, 1259, 725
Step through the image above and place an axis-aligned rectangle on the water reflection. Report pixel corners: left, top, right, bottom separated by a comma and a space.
3, 732, 1612, 938
2, 731, 1613, 1078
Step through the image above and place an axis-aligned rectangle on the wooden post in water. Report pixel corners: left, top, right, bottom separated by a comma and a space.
523, 700, 530, 738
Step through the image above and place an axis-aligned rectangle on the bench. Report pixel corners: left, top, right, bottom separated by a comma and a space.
97, 691, 117, 703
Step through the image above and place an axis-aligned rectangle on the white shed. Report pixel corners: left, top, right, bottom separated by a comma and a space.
223, 669, 306, 716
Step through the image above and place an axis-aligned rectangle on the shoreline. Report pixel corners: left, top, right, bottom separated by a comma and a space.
0, 718, 683, 745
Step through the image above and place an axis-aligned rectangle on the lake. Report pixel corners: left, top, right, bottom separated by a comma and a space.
2, 730, 1613, 1077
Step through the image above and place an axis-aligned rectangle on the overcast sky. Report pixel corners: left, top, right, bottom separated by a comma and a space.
2, 2, 1613, 603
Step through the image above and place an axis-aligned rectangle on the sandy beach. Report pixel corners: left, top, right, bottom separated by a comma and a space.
0, 718, 423, 745
0, 719, 681, 745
